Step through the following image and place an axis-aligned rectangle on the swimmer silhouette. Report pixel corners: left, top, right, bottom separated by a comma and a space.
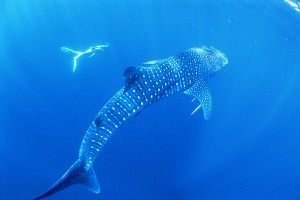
61, 44, 109, 72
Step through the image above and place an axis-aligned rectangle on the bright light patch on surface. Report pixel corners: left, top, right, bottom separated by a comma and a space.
284, 0, 300, 12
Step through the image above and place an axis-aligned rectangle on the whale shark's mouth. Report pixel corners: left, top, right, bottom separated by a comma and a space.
193, 46, 228, 70
203, 46, 228, 65
215, 49, 228, 67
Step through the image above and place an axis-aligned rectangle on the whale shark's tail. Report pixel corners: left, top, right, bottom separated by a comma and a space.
34, 159, 100, 200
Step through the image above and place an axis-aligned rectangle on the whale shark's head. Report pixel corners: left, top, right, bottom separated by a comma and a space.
192, 46, 228, 77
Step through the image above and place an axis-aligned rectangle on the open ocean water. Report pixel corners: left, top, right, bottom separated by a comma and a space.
1, 0, 300, 199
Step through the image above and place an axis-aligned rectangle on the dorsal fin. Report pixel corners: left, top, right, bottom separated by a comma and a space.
143, 59, 165, 65
123, 66, 142, 93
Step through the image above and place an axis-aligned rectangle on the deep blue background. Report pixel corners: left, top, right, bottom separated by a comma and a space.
1, 0, 300, 199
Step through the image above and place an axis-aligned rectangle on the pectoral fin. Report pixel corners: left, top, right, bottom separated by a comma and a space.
184, 79, 212, 120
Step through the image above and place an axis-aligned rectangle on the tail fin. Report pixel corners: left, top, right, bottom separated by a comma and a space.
34, 159, 100, 200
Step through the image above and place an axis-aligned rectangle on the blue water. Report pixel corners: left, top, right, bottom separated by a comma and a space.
1, 0, 300, 199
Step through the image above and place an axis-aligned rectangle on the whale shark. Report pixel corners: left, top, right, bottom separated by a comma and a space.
34, 46, 228, 200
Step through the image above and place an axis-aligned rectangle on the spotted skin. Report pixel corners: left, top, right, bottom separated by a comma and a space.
34, 46, 228, 200
79, 46, 228, 166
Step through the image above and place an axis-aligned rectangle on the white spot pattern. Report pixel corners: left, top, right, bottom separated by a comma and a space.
79, 46, 227, 166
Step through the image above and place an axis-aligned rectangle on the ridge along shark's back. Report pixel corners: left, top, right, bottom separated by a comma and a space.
33, 46, 228, 199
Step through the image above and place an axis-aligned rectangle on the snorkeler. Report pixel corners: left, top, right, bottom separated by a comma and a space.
61, 44, 109, 72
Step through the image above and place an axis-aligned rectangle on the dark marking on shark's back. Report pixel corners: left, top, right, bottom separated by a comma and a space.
94, 117, 102, 132
123, 66, 142, 93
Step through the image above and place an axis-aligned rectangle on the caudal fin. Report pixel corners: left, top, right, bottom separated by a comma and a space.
34, 159, 100, 200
